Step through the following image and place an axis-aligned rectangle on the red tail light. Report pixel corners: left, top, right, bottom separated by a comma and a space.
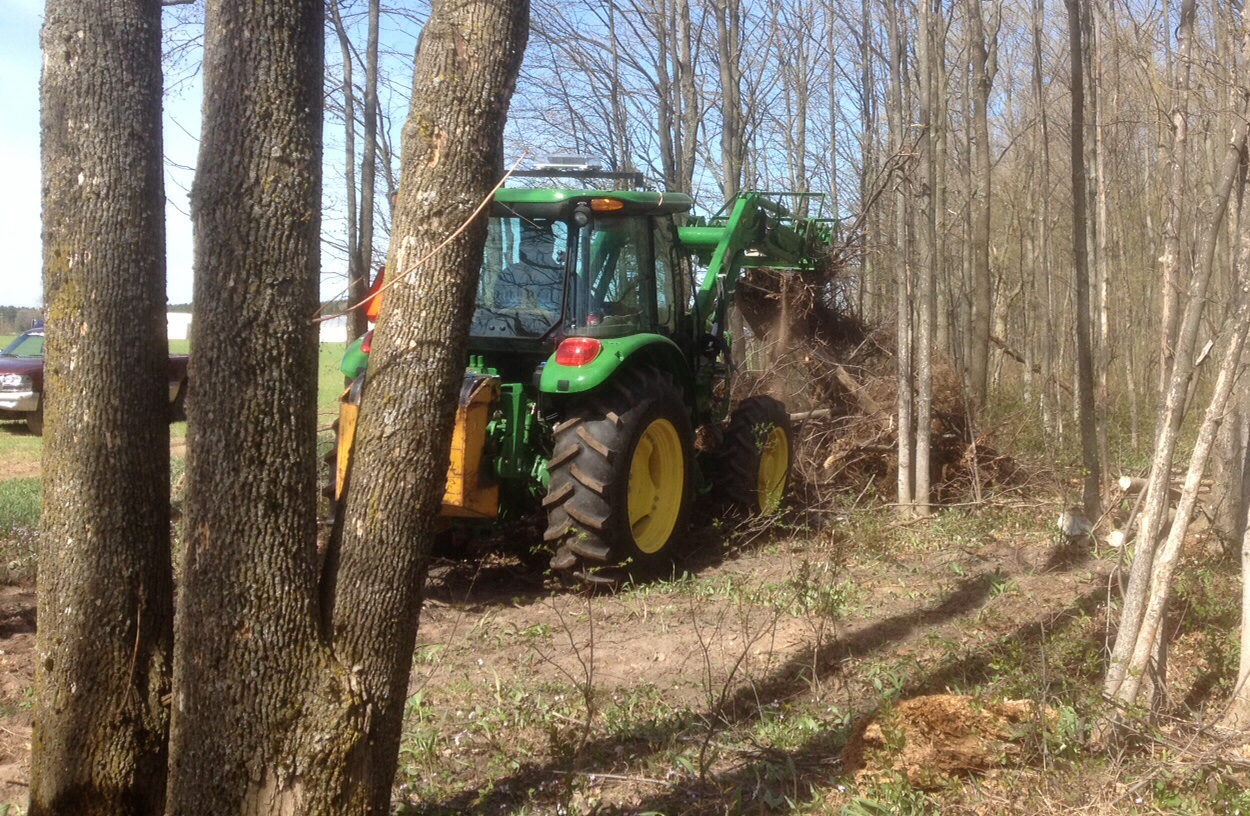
555, 337, 602, 366
361, 329, 374, 354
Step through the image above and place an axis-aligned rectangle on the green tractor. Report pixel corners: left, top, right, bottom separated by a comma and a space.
330, 180, 835, 582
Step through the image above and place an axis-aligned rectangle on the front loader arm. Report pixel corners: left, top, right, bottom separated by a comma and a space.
677, 192, 834, 338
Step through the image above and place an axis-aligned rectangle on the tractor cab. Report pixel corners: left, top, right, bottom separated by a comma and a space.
470, 189, 695, 347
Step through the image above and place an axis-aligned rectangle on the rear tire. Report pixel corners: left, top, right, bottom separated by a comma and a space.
711, 396, 793, 514
545, 366, 693, 582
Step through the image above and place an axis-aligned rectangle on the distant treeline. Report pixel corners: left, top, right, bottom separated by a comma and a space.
0, 306, 43, 335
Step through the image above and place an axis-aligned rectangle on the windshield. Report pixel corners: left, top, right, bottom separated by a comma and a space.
470, 217, 568, 340
564, 215, 651, 338
1, 331, 44, 358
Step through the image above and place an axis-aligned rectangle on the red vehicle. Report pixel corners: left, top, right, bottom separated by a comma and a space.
0, 327, 190, 436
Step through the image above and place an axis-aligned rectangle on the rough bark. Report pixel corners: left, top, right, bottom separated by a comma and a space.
31, 0, 174, 812
166, 0, 341, 810
320, 0, 529, 809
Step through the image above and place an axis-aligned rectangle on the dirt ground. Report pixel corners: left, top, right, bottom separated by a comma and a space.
0, 506, 1126, 812
0, 586, 34, 806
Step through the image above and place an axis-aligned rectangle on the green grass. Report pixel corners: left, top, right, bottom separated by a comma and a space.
0, 478, 39, 533
0, 430, 40, 465
319, 341, 348, 421
0, 477, 40, 584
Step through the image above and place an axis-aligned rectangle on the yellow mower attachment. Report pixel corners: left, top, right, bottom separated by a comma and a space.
333, 373, 501, 519
441, 374, 500, 518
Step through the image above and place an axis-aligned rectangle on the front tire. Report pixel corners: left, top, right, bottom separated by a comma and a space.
545, 366, 694, 582
711, 396, 793, 514
27, 405, 43, 437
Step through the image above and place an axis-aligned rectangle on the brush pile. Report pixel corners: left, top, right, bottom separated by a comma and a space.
725, 254, 1026, 514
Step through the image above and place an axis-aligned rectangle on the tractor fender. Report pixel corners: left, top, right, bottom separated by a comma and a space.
540, 334, 693, 406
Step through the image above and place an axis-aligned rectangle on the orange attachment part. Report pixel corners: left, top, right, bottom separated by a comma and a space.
440, 375, 501, 519
364, 265, 385, 323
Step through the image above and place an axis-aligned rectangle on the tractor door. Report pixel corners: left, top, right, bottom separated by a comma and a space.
565, 214, 693, 341
652, 215, 693, 342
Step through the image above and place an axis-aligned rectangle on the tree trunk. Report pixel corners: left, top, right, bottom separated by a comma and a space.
1210, 378, 1250, 550
31, 0, 174, 812
167, 0, 336, 809
320, 0, 528, 808
884, 0, 914, 514
356, 0, 382, 337
328, 0, 358, 318
1105, 59, 1250, 714
966, 0, 995, 414
914, 0, 939, 515
1065, 0, 1102, 520
716, 0, 744, 198
1159, 0, 1195, 394
170, 0, 526, 809
1226, 456, 1250, 726
1118, 166, 1250, 707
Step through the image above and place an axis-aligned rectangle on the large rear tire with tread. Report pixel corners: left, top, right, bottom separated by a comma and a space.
545, 366, 694, 583
711, 396, 793, 514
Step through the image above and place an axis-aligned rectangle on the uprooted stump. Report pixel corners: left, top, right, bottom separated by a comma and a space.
841, 694, 1050, 789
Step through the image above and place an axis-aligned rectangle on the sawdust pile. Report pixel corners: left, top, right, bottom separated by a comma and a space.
842, 694, 1049, 789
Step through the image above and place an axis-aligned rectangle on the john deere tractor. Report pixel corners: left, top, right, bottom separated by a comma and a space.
330, 179, 834, 582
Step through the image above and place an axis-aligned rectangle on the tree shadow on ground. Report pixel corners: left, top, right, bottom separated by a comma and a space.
399, 535, 1114, 815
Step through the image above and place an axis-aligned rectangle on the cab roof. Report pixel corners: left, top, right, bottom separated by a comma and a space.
493, 187, 693, 217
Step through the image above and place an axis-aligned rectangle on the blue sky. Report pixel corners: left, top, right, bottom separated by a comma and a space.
3, 1, 202, 309
2, 0, 53, 309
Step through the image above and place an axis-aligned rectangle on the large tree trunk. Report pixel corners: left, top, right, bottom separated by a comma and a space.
171, 0, 526, 809
320, 0, 528, 808
31, 0, 174, 812
167, 0, 336, 810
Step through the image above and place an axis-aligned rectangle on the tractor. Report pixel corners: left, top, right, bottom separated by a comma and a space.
329, 175, 836, 583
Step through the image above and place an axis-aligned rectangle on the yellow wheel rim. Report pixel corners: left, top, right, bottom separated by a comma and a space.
628, 418, 685, 554
757, 426, 789, 513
